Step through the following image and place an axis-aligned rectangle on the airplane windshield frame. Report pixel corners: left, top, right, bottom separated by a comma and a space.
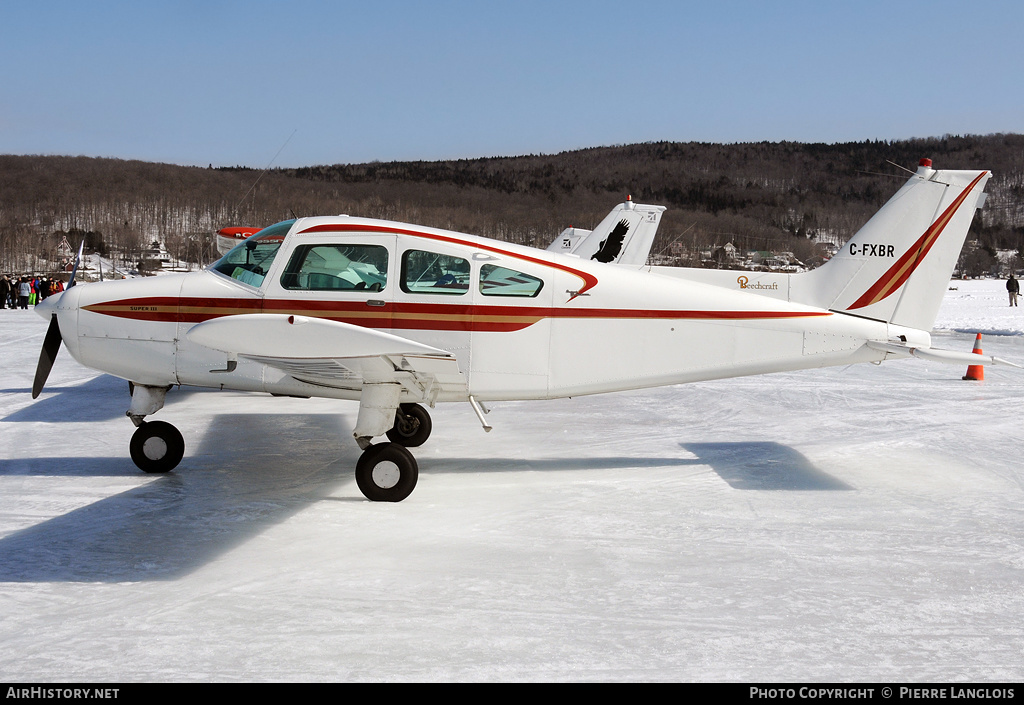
210, 220, 295, 287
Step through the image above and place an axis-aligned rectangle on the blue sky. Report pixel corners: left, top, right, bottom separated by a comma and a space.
2, 0, 1022, 167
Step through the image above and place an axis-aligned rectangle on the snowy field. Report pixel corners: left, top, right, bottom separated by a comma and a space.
1, 278, 1023, 682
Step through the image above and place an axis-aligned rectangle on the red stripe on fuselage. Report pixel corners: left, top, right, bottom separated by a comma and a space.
82, 297, 831, 332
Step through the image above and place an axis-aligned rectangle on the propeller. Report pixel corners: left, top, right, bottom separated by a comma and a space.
31, 240, 84, 399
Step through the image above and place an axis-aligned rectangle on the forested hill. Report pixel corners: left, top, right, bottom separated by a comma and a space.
2, 134, 1023, 272
279, 135, 1024, 253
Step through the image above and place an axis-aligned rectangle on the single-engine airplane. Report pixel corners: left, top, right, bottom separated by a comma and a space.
30, 159, 1016, 501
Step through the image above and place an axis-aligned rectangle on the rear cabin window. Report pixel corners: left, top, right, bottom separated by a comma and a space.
401, 250, 470, 295
479, 264, 544, 297
280, 244, 388, 291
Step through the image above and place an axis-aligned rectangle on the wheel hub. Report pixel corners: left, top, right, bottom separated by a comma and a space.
371, 461, 401, 489
142, 436, 168, 460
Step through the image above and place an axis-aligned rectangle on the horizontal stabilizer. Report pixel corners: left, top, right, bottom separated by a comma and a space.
866, 340, 1021, 367
547, 227, 592, 255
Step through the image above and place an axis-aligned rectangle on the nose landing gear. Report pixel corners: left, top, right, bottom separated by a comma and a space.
126, 383, 184, 474
130, 420, 185, 474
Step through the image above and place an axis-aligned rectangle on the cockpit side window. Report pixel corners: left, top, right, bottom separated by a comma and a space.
401, 250, 470, 295
280, 244, 389, 291
479, 264, 544, 297
210, 220, 294, 288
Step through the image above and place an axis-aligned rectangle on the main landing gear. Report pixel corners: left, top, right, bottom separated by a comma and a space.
386, 403, 432, 447
355, 403, 433, 503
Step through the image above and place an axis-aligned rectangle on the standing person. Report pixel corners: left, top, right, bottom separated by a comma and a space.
18, 277, 31, 309
0, 276, 10, 310
1008, 274, 1020, 307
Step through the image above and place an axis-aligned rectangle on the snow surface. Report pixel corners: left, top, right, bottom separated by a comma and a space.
1, 278, 1023, 682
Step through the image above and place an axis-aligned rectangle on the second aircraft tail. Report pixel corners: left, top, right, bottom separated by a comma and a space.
548, 198, 666, 266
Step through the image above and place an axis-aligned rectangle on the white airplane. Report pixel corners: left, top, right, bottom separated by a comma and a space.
31, 158, 1015, 502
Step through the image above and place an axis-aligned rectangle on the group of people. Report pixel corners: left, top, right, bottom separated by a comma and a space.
0, 275, 65, 310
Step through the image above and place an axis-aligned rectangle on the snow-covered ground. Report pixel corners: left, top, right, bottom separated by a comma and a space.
1, 279, 1023, 682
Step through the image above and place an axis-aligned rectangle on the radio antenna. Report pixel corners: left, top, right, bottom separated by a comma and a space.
234, 129, 297, 212
885, 159, 916, 176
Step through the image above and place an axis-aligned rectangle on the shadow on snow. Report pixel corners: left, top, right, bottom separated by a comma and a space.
0, 414, 846, 582
680, 441, 852, 491
0, 413, 354, 583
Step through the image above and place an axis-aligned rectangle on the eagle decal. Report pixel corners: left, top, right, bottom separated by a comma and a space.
591, 219, 630, 263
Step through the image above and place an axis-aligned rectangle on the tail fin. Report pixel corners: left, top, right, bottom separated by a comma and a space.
794, 160, 991, 331
547, 198, 666, 266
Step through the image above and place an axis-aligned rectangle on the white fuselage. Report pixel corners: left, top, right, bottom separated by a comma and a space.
49, 216, 920, 404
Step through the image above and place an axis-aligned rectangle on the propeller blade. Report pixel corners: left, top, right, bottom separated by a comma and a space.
67, 239, 85, 288
31, 314, 63, 399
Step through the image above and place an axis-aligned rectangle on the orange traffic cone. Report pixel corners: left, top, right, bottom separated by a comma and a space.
963, 333, 984, 381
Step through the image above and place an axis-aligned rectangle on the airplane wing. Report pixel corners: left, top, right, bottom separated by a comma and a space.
186, 314, 467, 401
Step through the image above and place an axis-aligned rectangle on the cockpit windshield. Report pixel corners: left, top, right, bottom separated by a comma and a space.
210, 220, 295, 287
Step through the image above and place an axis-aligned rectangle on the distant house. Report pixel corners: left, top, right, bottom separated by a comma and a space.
55, 236, 73, 259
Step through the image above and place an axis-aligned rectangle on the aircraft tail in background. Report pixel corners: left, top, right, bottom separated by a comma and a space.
547, 198, 666, 266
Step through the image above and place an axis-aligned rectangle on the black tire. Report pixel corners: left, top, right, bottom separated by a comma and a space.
385, 403, 432, 448
355, 442, 419, 502
129, 420, 185, 474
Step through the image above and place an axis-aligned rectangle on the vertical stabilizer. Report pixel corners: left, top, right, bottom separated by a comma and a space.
547, 198, 666, 265
793, 160, 991, 331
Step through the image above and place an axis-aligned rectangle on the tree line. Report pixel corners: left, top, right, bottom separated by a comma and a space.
1, 134, 1022, 276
